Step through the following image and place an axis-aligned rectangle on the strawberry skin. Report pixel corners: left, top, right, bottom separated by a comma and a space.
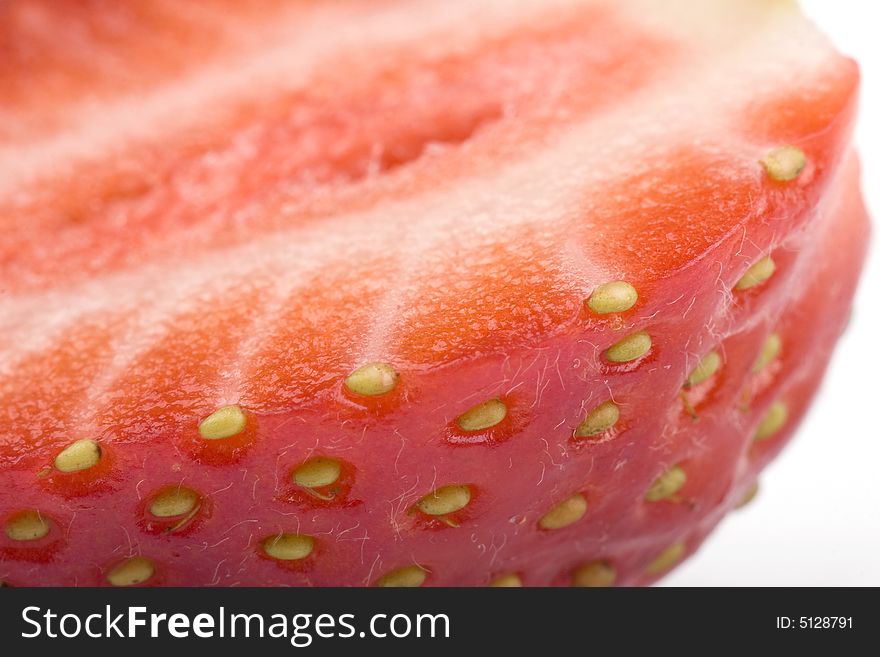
0, 0, 870, 586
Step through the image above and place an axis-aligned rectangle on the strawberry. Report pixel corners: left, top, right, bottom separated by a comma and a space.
0, 0, 870, 586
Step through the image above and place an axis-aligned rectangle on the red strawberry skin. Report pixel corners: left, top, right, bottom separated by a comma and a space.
0, 0, 871, 586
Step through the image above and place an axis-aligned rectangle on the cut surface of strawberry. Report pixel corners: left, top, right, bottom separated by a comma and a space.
0, 0, 870, 586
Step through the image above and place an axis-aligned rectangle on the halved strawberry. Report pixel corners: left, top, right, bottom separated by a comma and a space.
0, 0, 870, 586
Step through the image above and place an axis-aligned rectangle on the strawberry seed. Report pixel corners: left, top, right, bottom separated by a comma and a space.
735, 256, 776, 291
574, 400, 620, 438
645, 465, 686, 502
490, 573, 522, 587
293, 457, 342, 489
456, 398, 507, 432
417, 485, 471, 516
587, 281, 638, 314
753, 333, 782, 373
538, 493, 587, 530
344, 362, 399, 396
4, 510, 50, 541
262, 533, 315, 561
605, 330, 652, 363
754, 400, 788, 440
198, 405, 246, 440
54, 438, 101, 473
761, 145, 807, 182
572, 560, 616, 587
107, 557, 155, 587
377, 564, 427, 587
646, 542, 685, 574
685, 351, 721, 387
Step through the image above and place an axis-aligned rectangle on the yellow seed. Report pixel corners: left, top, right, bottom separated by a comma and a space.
685, 351, 721, 387
490, 573, 522, 587
752, 333, 782, 373
587, 281, 638, 314
377, 565, 427, 588
456, 398, 507, 432
572, 561, 616, 587
735, 256, 776, 291
417, 485, 471, 516
344, 362, 399, 396
262, 533, 315, 561
761, 145, 807, 182
646, 542, 685, 575
54, 438, 101, 473
645, 465, 687, 502
736, 482, 760, 509
754, 401, 788, 441
604, 331, 652, 363
293, 457, 342, 489
4, 511, 50, 541
107, 557, 155, 587
538, 493, 588, 530
198, 405, 247, 440
574, 401, 620, 438
149, 487, 199, 518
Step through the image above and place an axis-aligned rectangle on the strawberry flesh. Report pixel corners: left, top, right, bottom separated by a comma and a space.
0, 0, 870, 586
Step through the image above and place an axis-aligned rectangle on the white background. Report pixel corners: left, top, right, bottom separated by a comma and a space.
666, 1, 880, 586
